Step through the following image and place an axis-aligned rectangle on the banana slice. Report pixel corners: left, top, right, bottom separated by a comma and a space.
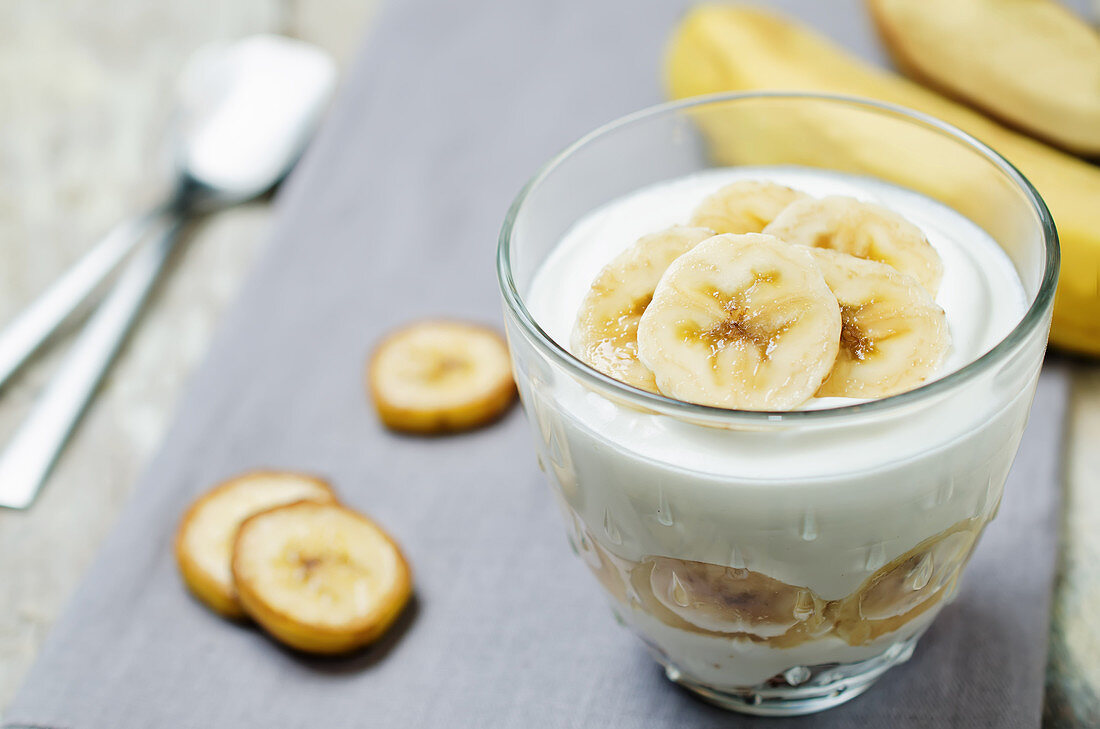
571, 226, 715, 392
808, 248, 950, 399
689, 180, 807, 234
637, 233, 841, 410
232, 500, 412, 655
369, 320, 516, 434
174, 471, 337, 618
646, 558, 825, 638
764, 195, 944, 295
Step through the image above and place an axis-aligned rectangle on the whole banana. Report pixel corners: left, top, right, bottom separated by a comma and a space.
665, 6, 1099, 356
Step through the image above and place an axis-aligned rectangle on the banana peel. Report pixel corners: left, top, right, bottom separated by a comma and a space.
868, 0, 1100, 156
665, 5, 1100, 356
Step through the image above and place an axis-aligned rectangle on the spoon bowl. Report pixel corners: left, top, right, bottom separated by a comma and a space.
174, 35, 336, 209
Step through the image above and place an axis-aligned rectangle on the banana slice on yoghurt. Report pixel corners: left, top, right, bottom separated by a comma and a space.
764, 195, 944, 295
809, 248, 950, 399
690, 180, 808, 234
636, 233, 841, 410
571, 225, 715, 392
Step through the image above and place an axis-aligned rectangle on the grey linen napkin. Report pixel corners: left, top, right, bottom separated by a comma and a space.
5, 0, 1067, 726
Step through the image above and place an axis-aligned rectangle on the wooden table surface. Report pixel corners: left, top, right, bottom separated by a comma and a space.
0, 1, 1096, 726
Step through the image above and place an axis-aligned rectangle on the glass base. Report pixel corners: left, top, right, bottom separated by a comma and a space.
653, 635, 919, 717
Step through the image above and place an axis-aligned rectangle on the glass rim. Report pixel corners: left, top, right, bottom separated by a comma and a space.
496, 91, 1060, 426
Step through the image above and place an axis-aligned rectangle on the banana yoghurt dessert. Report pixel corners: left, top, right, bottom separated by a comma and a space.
523, 168, 1030, 692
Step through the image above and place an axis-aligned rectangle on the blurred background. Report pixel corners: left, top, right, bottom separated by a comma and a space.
0, 0, 378, 707
1, 0, 1099, 725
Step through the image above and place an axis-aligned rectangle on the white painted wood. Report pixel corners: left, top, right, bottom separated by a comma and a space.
0, 0, 380, 709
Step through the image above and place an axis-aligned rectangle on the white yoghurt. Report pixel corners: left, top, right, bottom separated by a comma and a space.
530, 167, 1026, 409
520, 167, 1036, 687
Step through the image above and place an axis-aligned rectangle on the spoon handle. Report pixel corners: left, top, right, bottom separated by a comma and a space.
0, 213, 184, 509
0, 206, 168, 391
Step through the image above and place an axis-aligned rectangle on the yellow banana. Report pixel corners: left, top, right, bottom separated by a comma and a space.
868, 0, 1100, 156
665, 5, 1100, 356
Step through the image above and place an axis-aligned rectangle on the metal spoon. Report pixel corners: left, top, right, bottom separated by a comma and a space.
0, 35, 336, 509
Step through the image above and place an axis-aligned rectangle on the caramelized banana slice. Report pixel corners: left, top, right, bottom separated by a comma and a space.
764, 195, 943, 295
690, 180, 807, 234
835, 522, 979, 646
637, 233, 840, 410
571, 226, 715, 392
174, 471, 337, 618
369, 321, 516, 434
647, 557, 825, 638
232, 501, 412, 655
809, 248, 950, 399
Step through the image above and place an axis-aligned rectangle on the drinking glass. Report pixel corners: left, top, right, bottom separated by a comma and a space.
496, 93, 1058, 716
